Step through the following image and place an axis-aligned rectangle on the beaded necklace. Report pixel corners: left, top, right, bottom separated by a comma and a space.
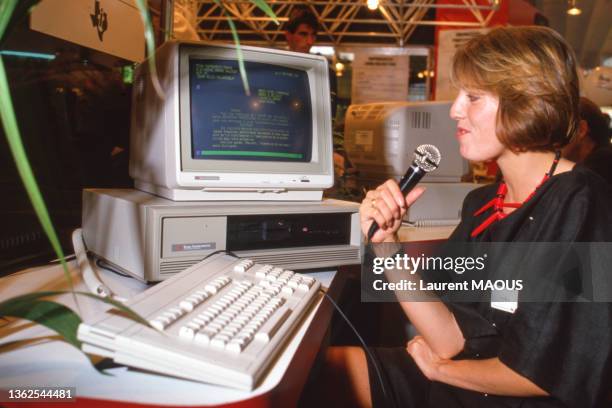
470, 150, 561, 238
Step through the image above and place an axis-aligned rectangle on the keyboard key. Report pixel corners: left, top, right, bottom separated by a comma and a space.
194, 331, 212, 345
302, 276, 315, 285
233, 259, 253, 273
179, 299, 198, 312
179, 326, 196, 339
227, 322, 243, 331
210, 322, 226, 332
226, 341, 244, 354
215, 316, 230, 326
211, 337, 228, 349
149, 319, 166, 331
255, 306, 291, 343
265, 287, 281, 296
202, 327, 219, 337
162, 307, 184, 320
191, 317, 206, 326
235, 332, 253, 342
221, 327, 239, 337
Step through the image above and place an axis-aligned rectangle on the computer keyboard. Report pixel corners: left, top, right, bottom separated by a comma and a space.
77, 253, 321, 390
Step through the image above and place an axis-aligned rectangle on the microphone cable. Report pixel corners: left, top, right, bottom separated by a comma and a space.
320, 288, 389, 401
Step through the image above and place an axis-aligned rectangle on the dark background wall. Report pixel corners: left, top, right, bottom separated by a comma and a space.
0, 21, 135, 274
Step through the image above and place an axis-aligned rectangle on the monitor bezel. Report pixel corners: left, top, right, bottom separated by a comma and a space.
178, 44, 332, 180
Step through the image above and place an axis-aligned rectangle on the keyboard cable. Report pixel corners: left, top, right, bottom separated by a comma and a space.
320, 288, 389, 401
71, 228, 127, 303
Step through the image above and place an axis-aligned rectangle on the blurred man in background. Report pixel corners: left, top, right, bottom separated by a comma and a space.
563, 97, 612, 184
284, 6, 318, 54
284, 5, 336, 119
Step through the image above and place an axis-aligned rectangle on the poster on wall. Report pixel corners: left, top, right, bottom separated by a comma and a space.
30, 0, 145, 62
351, 49, 410, 104
435, 28, 489, 101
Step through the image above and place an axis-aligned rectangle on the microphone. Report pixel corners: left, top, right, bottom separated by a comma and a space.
367, 144, 441, 240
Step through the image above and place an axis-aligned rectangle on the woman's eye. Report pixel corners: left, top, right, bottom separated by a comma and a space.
467, 94, 480, 102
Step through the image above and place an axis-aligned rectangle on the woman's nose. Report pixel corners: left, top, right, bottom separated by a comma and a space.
450, 97, 464, 121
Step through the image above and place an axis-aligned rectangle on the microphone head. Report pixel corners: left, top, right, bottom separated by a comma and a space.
414, 144, 441, 173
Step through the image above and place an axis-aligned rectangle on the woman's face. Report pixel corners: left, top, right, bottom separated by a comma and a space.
450, 89, 505, 162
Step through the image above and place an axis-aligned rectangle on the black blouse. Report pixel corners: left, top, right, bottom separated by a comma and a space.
584, 145, 612, 186
438, 165, 612, 408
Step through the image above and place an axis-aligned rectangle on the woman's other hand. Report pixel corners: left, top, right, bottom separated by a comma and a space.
360, 179, 425, 243
406, 335, 443, 381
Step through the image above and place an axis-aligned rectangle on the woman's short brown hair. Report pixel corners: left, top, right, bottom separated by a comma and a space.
451, 26, 580, 152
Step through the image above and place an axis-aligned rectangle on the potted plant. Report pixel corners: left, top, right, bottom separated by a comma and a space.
0, 0, 276, 366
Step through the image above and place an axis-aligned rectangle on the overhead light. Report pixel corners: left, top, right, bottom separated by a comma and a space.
567, 0, 581, 15
335, 61, 345, 77
366, 0, 379, 11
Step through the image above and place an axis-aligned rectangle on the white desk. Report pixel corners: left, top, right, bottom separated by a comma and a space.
0, 260, 341, 407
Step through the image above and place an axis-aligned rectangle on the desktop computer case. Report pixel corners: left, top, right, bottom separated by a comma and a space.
82, 189, 362, 281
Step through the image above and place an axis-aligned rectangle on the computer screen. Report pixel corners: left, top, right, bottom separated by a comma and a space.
188, 59, 312, 163
130, 41, 333, 201
344, 101, 468, 184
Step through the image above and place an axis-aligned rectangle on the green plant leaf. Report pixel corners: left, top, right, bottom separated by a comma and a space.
248, 0, 278, 24
0, 0, 39, 47
0, 0, 74, 294
0, 297, 82, 348
73, 292, 151, 327
134, 0, 164, 99
0, 291, 151, 375
214, 0, 250, 96
0, 0, 18, 41
0, 291, 152, 329
0, 57, 73, 290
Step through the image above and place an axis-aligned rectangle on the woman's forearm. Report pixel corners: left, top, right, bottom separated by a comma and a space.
435, 357, 548, 397
400, 301, 465, 358
376, 243, 465, 359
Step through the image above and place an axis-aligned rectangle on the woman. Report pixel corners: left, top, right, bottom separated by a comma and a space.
322, 27, 612, 407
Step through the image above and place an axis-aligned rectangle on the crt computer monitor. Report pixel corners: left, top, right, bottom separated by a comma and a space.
344, 101, 474, 225
344, 101, 468, 184
129, 41, 334, 201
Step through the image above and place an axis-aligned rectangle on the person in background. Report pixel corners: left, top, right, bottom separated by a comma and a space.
284, 6, 318, 54
284, 5, 337, 120
315, 26, 612, 408
562, 97, 612, 184
284, 6, 354, 193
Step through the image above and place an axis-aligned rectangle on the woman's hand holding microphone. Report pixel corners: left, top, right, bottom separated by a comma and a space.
359, 179, 426, 243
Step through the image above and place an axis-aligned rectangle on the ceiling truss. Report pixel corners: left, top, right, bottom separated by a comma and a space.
175, 0, 500, 46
